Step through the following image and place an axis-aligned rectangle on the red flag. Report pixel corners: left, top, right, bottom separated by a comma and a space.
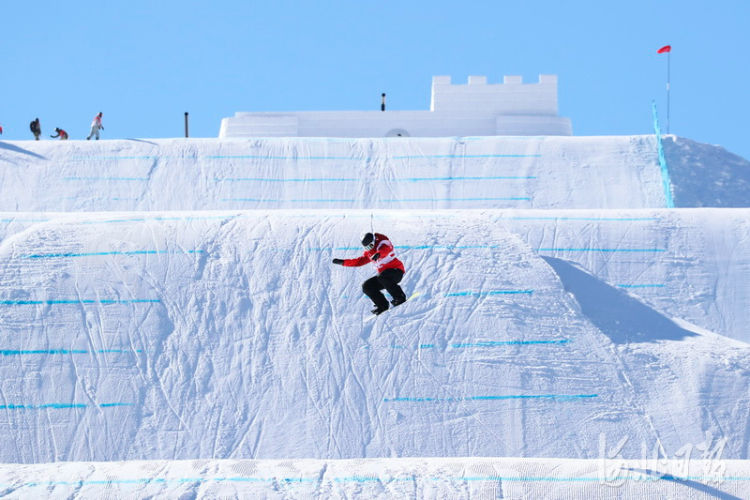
657, 45, 671, 54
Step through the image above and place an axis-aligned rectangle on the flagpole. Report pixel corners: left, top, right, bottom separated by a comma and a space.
657, 45, 672, 134
666, 50, 671, 134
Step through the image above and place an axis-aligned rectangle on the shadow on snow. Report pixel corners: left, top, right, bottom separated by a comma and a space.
542, 256, 699, 344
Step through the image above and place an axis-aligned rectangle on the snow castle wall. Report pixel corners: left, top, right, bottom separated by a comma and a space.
219, 75, 573, 138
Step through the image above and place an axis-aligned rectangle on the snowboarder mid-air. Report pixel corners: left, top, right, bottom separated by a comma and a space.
332, 232, 407, 315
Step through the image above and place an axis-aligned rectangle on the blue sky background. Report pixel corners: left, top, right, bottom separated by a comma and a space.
1, 1, 748, 160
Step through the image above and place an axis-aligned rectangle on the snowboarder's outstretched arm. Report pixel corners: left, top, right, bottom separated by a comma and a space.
331, 254, 372, 267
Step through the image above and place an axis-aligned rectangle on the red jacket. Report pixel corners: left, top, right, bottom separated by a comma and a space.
342, 233, 405, 274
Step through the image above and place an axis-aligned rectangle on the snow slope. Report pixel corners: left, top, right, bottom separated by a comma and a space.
1, 457, 748, 499
0, 136, 668, 211
0, 136, 749, 497
664, 135, 750, 208
0, 210, 748, 465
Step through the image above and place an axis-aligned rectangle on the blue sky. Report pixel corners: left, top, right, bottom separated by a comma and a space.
2, 1, 748, 160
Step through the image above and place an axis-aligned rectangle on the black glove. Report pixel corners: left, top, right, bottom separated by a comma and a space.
371, 253, 380, 261
332, 258, 344, 265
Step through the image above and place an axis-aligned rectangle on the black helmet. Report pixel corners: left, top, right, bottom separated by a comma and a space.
361, 232, 375, 250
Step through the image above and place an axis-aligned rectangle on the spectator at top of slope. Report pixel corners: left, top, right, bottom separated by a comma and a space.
30, 118, 41, 140
86, 112, 103, 140
50, 128, 69, 140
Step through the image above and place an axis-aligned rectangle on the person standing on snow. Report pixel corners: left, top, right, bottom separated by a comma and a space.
50, 127, 69, 140
332, 232, 407, 315
86, 112, 103, 140
30, 118, 41, 140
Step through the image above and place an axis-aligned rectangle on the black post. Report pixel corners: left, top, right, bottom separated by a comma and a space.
381, 93, 386, 112
184, 112, 189, 138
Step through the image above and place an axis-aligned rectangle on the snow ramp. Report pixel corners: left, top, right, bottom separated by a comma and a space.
0, 211, 748, 465
2, 136, 750, 497
0, 135, 669, 211
496, 208, 750, 344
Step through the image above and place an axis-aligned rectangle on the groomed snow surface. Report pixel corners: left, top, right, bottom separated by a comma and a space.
0, 136, 749, 498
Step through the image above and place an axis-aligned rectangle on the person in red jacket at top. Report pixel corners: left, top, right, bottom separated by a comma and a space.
50, 127, 69, 140
333, 232, 407, 315
86, 112, 103, 140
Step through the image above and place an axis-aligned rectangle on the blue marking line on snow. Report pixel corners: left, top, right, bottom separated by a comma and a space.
7, 472, 750, 489
318, 244, 505, 251
384, 394, 598, 403
0, 218, 51, 223
214, 175, 536, 182
538, 248, 665, 252
205, 154, 541, 160
336, 289, 533, 298
380, 197, 531, 202
384, 340, 569, 351
215, 176, 534, 183
616, 284, 665, 288
652, 100, 675, 208
0, 403, 132, 410
398, 176, 535, 181
69, 156, 157, 161
333, 476, 383, 483
451, 340, 570, 348
22, 249, 203, 259
222, 198, 357, 203
499, 216, 658, 222
216, 177, 359, 182
78, 215, 238, 224
0, 349, 142, 356
401, 244, 502, 250
0, 299, 160, 306
223, 198, 529, 203
205, 155, 360, 160
290, 198, 356, 202
444, 290, 533, 297
63, 176, 150, 181
392, 154, 542, 159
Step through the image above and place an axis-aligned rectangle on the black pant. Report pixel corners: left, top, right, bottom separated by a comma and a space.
363, 268, 406, 309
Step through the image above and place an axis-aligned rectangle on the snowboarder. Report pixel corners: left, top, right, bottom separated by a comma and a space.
30, 118, 41, 140
50, 127, 69, 140
332, 232, 407, 315
0, 125, 3, 135
86, 112, 103, 140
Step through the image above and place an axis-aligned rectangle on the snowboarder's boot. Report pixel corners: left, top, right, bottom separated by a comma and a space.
390, 296, 407, 307
371, 305, 388, 315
